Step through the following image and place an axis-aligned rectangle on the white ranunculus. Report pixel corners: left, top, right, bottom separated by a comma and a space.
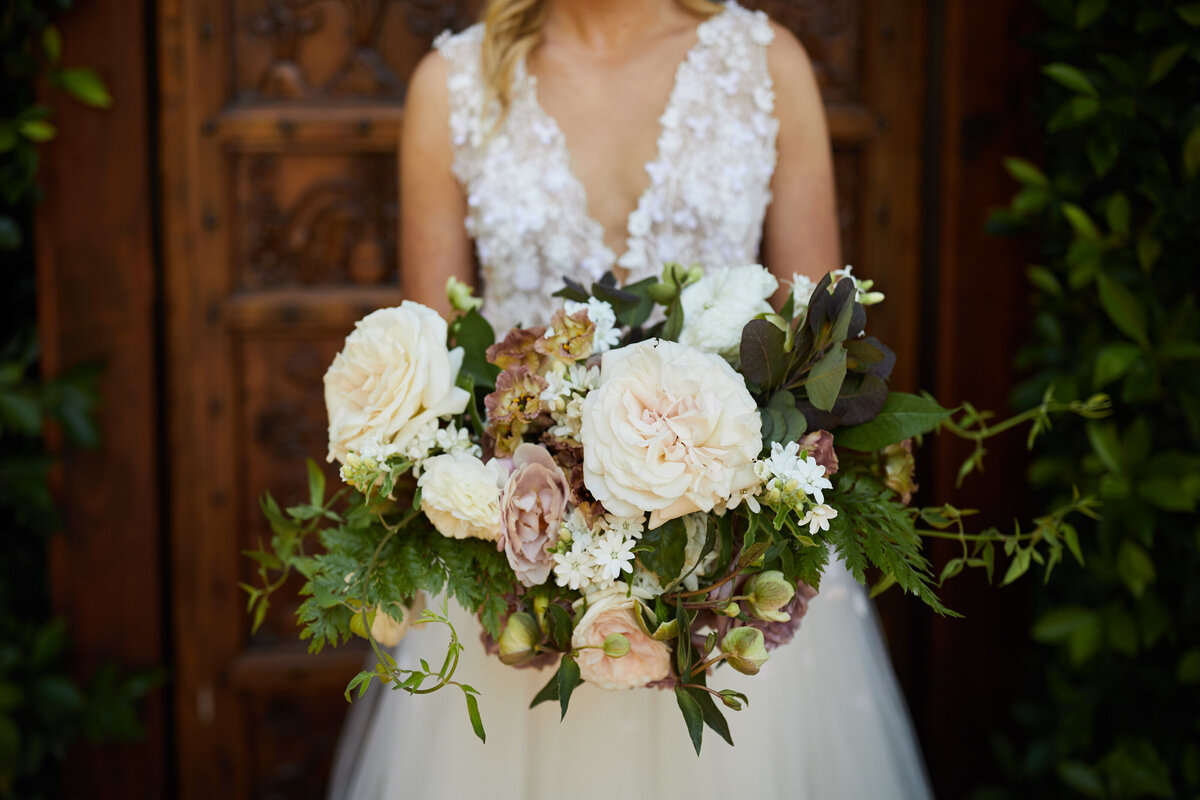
417, 453, 508, 541
324, 302, 470, 465
678, 265, 778, 361
580, 339, 762, 529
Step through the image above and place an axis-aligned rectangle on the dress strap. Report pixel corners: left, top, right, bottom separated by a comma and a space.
434, 24, 488, 183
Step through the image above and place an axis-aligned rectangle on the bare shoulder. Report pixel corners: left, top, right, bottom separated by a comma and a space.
407, 49, 450, 117
764, 20, 818, 100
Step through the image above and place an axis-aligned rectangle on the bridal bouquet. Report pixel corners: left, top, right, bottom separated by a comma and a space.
245, 264, 1107, 751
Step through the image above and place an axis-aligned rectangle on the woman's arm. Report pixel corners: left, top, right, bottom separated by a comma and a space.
763, 23, 841, 291
400, 50, 475, 317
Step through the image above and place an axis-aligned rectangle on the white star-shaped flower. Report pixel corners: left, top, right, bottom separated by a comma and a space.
801, 503, 838, 535
553, 542, 596, 591
589, 531, 636, 583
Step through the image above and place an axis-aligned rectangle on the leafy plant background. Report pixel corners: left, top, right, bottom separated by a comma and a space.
1, 1, 154, 797
976, 0, 1200, 797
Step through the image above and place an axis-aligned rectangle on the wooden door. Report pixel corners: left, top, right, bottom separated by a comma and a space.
158, 1, 927, 796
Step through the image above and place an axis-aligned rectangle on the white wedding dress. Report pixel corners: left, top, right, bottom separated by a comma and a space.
328, 5, 934, 798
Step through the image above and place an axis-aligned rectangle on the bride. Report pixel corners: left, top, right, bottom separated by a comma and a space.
328, 1, 934, 797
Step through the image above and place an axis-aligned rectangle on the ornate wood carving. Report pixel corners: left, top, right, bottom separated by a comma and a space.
743, 0, 862, 101
240, 0, 478, 101
237, 153, 398, 289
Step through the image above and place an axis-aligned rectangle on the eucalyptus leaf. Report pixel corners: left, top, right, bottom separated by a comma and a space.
804, 345, 847, 412
739, 318, 786, 388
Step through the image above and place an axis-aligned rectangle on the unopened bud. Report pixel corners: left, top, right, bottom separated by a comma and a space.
498, 612, 540, 665
602, 633, 631, 658
369, 603, 411, 647
745, 571, 795, 623
446, 276, 483, 312
722, 601, 742, 618
648, 282, 677, 304
721, 627, 770, 676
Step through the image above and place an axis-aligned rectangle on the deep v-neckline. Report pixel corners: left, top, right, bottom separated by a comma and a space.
519, 11, 722, 271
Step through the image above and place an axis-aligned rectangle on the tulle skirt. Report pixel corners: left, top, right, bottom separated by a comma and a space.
327, 560, 934, 799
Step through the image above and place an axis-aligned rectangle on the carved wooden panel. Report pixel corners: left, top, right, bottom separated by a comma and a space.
233, 152, 398, 289
233, 0, 478, 101
161, 1, 927, 797
745, 0, 862, 101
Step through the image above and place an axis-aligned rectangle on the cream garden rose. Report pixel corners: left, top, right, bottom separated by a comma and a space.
580, 339, 762, 529
571, 584, 671, 690
417, 453, 508, 541
324, 302, 470, 465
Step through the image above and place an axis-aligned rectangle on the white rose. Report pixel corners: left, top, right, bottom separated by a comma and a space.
417, 453, 508, 541
324, 302, 470, 465
580, 339, 762, 529
678, 265, 778, 361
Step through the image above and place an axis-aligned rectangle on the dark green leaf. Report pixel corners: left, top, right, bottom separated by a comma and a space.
834, 392, 952, 451
557, 654, 581, 721
1096, 274, 1148, 346
529, 671, 559, 709
546, 603, 573, 652
453, 310, 500, 390
1074, 0, 1106, 28
674, 687, 705, 755
691, 687, 734, 746
1146, 44, 1187, 86
1042, 63, 1098, 97
1004, 157, 1051, 188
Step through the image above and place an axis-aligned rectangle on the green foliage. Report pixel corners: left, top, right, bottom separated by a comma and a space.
979, 1, 1200, 797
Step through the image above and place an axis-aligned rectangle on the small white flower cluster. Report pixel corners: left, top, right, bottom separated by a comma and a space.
539, 363, 600, 444
754, 441, 840, 535
790, 265, 886, 319
563, 297, 622, 353
341, 420, 481, 483
551, 510, 645, 593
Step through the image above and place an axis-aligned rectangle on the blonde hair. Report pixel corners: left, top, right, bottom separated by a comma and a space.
480, 0, 724, 118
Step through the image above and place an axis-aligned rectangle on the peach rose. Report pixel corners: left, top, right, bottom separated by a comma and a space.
571, 585, 671, 691
499, 444, 570, 587
580, 339, 762, 529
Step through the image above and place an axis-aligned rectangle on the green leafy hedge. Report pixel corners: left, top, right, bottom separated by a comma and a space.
980, 1, 1200, 797
1, 2, 148, 798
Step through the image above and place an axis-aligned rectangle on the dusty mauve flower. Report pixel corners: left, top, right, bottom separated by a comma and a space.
572, 585, 671, 690
486, 326, 547, 373
417, 452, 507, 541
796, 429, 839, 475
499, 443, 570, 587
881, 438, 919, 504
580, 339, 762, 529
536, 307, 595, 361
323, 302, 470, 465
485, 367, 549, 457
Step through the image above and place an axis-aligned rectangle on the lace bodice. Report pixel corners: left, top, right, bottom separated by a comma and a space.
435, 3, 779, 333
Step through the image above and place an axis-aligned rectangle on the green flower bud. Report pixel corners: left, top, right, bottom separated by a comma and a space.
647, 282, 677, 304
498, 612, 540, 665
723, 601, 742, 618
602, 633, 631, 658
446, 276, 483, 312
721, 626, 770, 676
684, 265, 704, 285
745, 571, 796, 623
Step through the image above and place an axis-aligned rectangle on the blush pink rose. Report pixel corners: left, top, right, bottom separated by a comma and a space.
571, 586, 671, 691
499, 444, 570, 587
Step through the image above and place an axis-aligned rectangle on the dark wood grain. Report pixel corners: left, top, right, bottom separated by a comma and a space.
34, 0, 165, 794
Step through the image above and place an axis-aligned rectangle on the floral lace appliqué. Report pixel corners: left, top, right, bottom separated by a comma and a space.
435, 3, 778, 332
